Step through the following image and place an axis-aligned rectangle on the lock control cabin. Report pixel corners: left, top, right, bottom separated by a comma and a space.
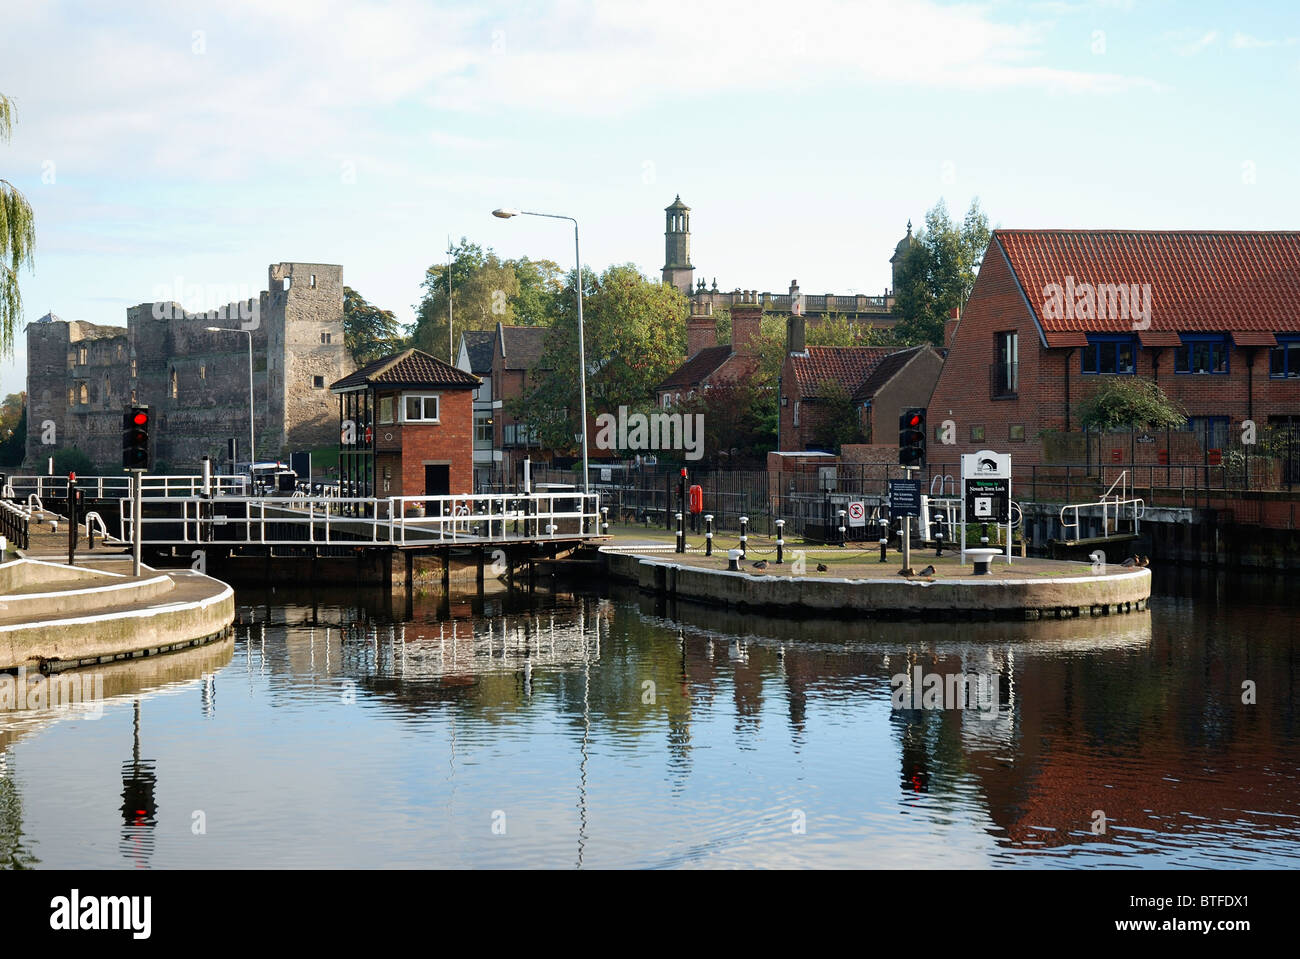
331, 349, 480, 498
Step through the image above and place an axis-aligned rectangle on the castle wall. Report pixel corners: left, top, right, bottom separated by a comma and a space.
24, 261, 350, 473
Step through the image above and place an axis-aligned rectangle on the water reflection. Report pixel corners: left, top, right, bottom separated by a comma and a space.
2, 572, 1297, 869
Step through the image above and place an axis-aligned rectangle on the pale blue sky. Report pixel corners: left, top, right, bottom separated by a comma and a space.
2, 0, 1298, 391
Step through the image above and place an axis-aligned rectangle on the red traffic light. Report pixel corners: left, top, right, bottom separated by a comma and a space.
680, 468, 687, 477
907, 414, 921, 427
133, 412, 148, 426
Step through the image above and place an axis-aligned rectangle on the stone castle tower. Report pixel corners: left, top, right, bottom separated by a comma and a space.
24, 262, 349, 471
661, 195, 694, 295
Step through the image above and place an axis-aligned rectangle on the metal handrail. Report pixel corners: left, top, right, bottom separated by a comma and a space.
1060, 495, 1145, 536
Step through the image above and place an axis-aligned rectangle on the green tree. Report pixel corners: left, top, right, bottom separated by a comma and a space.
343, 286, 403, 366
1076, 378, 1187, 432
0, 391, 24, 465
409, 239, 562, 362
892, 198, 991, 347
1, 94, 36, 358
675, 379, 773, 467
518, 264, 687, 454
52, 446, 94, 476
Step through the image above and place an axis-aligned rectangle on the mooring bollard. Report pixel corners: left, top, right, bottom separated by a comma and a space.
838, 509, 847, 546
739, 516, 749, 560
676, 511, 684, 554
878, 517, 888, 563
935, 531, 944, 557
727, 548, 741, 571
705, 514, 714, 556
775, 519, 785, 564
601, 506, 609, 535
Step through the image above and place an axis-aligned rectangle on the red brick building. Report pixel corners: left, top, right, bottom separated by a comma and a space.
331, 348, 479, 498
928, 230, 1300, 464
778, 320, 943, 451
654, 295, 764, 406
491, 323, 551, 481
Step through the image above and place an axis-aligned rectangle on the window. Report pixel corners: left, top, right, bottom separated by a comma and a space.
403, 394, 440, 422
970, 425, 985, 442
1270, 337, 1300, 379
130, 358, 137, 378
474, 412, 493, 447
310, 273, 317, 289
1187, 415, 1229, 450
1174, 335, 1228, 374
103, 375, 111, 400
1081, 335, 1137, 374
320, 332, 331, 345
793, 400, 800, 427
662, 394, 672, 409
378, 395, 394, 424
78, 383, 89, 405
1009, 424, 1026, 442
312, 375, 325, 389
993, 331, 1018, 397
77, 346, 88, 365
199, 363, 206, 380
170, 368, 178, 399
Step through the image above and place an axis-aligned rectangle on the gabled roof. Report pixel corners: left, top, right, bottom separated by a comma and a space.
788, 346, 901, 398
331, 348, 480, 393
497, 324, 550, 370
995, 229, 1300, 349
851, 345, 927, 403
460, 330, 495, 374
656, 346, 732, 392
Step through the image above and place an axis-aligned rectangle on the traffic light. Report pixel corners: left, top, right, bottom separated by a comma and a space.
122, 405, 150, 470
899, 407, 926, 468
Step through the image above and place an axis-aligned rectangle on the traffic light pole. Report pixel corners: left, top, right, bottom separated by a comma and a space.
901, 465, 916, 575
130, 468, 144, 577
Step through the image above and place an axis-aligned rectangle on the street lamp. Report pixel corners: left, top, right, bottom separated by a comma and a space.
491, 207, 589, 494
206, 326, 255, 469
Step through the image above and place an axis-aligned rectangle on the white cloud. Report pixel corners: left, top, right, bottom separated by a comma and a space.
1176, 29, 1220, 56
1230, 32, 1299, 49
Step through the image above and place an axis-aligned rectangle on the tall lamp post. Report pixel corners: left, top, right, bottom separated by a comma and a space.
206, 326, 256, 469
491, 207, 589, 495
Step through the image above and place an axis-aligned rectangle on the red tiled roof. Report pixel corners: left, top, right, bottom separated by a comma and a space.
789, 346, 900, 398
995, 230, 1300, 348
656, 346, 732, 391
851, 346, 926, 402
331, 348, 480, 392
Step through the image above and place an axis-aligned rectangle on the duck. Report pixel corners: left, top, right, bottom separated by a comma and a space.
816, 563, 829, 572
918, 564, 936, 577
1120, 556, 1137, 568
752, 560, 767, 570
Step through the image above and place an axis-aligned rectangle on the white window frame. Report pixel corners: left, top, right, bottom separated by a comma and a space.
402, 393, 441, 423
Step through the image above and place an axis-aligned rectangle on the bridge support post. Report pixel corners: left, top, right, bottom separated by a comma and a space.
405, 550, 414, 592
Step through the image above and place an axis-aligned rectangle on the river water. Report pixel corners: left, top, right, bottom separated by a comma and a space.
2, 568, 1297, 869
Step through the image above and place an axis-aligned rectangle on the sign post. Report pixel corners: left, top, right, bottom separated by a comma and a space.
889, 475, 922, 574
960, 450, 1012, 565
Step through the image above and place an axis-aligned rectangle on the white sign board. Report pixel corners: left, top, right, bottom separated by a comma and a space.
600, 468, 612, 481
847, 501, 866, 527
961, 449, 1011, 481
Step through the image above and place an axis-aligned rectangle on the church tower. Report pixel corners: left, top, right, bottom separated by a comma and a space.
890, 219, 918, 293
662, 195, 694, 295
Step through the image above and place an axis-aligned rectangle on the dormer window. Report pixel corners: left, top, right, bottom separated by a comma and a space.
1081, 335, 1136, 375
1175, 334, 1229, 374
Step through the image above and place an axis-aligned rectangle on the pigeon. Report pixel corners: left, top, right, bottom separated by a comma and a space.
816, 563, 829, 572
752, 560, 767, 570
1120, 556, 1137, 568
919, 564, 936, 576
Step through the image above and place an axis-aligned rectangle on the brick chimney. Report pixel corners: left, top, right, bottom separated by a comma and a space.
686, 301, 716, 357
731, 291, 761, 355
944, 306, 961, 349
787, 313, 806, 355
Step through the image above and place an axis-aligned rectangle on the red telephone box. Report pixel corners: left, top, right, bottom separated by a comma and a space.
688, 485, 703, 514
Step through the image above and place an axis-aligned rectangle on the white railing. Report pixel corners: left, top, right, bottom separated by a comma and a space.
2, 473, 249, 499
118, 491, 602, 547
1060, 496, 1145, 538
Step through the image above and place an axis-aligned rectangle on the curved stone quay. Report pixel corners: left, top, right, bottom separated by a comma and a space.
601, 544, 1151, 621
0, 558, 235, 673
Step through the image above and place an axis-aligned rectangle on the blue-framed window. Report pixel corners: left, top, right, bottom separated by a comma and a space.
1081, 335, 1137, 375
1270, 336, 1300, 379
1174, 334, 1229, 374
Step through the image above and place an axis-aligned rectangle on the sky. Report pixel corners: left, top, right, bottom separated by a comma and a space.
2, 0, 1298, 393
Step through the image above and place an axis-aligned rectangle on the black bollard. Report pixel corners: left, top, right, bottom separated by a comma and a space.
705, 514, 714, 557
601, 506, 609, 535
676, 511, 684, 554
775, 519, 785, 564
739, 515, 748, 560
838, 509, 847, 547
